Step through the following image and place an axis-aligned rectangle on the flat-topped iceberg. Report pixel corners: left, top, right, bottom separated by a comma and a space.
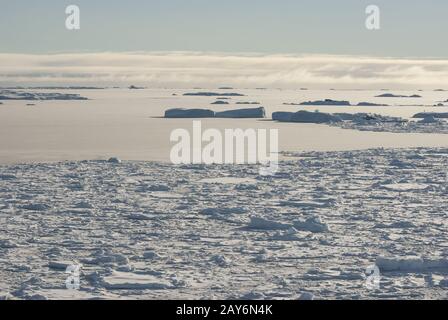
164, 107, 265, 119
376, 256, 448, 273
412, 112, 448, 119
215, 107, 265, 118
417, 116, 444, 124
272, 112, 295, 122
273, 110, 342, 123
164, 108, 215, 118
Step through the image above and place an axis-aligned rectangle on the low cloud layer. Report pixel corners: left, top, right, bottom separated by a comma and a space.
1, 52, 448, 89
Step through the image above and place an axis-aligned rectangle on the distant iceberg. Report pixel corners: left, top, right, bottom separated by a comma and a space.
376, 256, 448, 273
0, 89, 88, 101
273, 110, 342, 123
284, 100, 388, 106
164, 108, 215, 118
183, 92, 245, 97
215, 107, 265, 118
211, 100, 229, 105
272, 112, 295, 122
412, 112, 448, 119
164, 107, 265, 119
299, 99, 350, 106
356, 102, 388, 106
375, 93, 422, 98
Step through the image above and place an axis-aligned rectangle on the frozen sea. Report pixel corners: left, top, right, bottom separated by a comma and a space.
1, 88, 448, 300
0, 88, 447, 164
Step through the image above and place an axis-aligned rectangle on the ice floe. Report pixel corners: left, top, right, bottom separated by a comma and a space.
0, 89, 88, 101
246, 217, 292, 230
273, 110, 448, 134
215, 107, 265, 118
164, 107, 265, 118
102, 271, 174, 290
1, 147, 448, 299
293, 217, 330, 233
164, 108, 215, 118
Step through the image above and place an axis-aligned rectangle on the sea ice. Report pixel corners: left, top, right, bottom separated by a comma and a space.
293, 216, 329, 233
246, 217, 292, 230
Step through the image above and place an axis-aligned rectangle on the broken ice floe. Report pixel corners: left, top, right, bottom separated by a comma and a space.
0, 89, 88, 101
293, 217, 330, 233
246, 217, 291, 230
101, 271, 174, 290
246, 216, 329, 233
164, 107, 265, 118
273, 110, 448, 134
376, 257, 448, 273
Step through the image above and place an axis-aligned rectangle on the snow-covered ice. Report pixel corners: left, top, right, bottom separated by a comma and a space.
1, 147, 447, 299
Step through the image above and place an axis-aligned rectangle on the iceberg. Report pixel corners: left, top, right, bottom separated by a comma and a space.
215, 107, 265, 118
246, 217, 292, 230
412, 112, 448, 119
376, 257, 448, 273
164, 108, 215, 118
0, 89, 88, 101
272, 112, 294, 122
293, 216, 329, 233
211, 100, 229, 105
375, 93, 422, 98
273, 110, 342, 123
289, 110, 342, 123
299, 99, 350, 106
183, 92, 245, 97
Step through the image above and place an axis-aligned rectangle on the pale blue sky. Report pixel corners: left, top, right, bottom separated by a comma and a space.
0, 0, 447, 57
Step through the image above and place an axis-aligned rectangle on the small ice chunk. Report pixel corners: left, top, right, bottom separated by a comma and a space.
293, 216, 329, 233
128, 213, 154, 220
108, 157, 122, 164
87, 254, 129, 266
298, 292, 315, 300
20, 203, 51, 211
211, 255, 231, 267
0, 174, 16, 180
74, 201, 94, 209
246, 217, 292, 230
48, 261, 77, 270
143, 251, 161, 260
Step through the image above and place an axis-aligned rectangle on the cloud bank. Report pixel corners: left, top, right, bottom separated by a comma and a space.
1, 52, 448, 89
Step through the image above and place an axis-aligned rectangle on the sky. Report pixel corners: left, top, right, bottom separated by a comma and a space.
1, 0, 447, 88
